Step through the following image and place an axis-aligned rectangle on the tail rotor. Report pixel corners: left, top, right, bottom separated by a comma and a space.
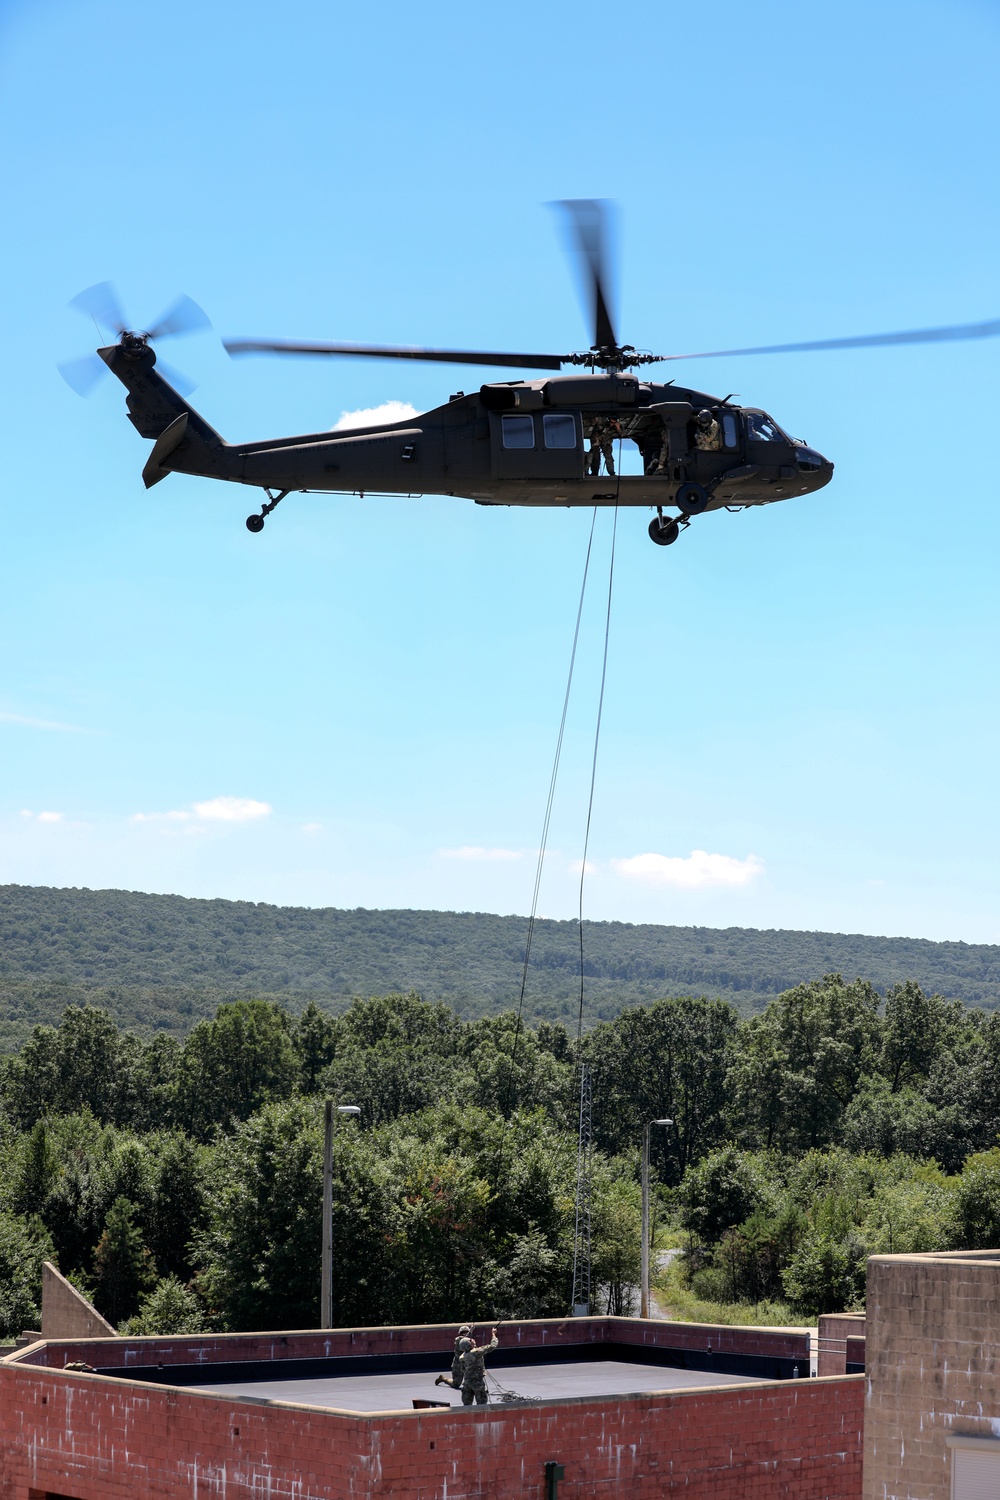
59, 281, 211, 397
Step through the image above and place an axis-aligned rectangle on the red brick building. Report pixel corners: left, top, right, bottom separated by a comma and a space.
0, 1317, 864, 1500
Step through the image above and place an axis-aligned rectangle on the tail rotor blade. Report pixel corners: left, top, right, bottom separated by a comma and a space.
553, 199, 618, 351
155, 358, 198, 398
69, 281, 128, 338
58, 353, 109, 397
146, 294, 211, 341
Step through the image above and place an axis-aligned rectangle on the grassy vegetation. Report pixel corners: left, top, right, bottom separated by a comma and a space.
653, 1251, 803, 1328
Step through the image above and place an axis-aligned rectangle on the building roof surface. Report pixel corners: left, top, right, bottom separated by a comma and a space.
197, 1356, 762, 1413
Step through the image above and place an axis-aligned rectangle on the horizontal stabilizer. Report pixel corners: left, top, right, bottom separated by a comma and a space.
142, 412, 189, 489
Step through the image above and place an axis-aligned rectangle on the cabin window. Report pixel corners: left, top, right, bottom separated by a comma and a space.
722, 413, 739, 448
746, 411, 784, 442
501, 415, 535, 449
542, 413, 577, 449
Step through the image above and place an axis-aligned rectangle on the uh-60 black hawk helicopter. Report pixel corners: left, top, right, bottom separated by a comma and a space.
63, 201, 1000, 547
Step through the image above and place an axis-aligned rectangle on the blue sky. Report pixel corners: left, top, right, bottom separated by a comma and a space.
2, 0, 1000, 942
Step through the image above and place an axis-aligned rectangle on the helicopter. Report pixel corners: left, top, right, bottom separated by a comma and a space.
62, 201, 1000, 547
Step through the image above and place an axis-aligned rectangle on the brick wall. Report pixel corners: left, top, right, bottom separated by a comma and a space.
11, 1315, 810, 1376
863, 1250, 1000, 1500
0, 1358, 862, 1500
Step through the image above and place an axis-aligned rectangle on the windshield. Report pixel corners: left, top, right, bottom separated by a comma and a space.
746, 411, 786, 443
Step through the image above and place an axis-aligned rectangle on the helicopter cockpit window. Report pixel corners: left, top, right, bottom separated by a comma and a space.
542, 413, 577, 449
722, 413, 739, 448
501, 414, 535, 449
746, 411, 784, 443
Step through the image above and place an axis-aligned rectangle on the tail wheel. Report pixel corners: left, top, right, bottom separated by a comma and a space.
648, 517, 680, 546
246, 514, 265, 533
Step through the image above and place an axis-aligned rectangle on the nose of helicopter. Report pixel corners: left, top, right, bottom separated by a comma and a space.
795, 446, 834, 489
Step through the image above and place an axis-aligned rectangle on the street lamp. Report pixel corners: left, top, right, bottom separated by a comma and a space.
321, 1101, 361, 1329
641, 1118, 673, 1320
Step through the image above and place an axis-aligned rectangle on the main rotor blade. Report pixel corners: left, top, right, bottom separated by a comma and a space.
659, 316, 1000, 363
146, 293, 211, 341
223, 338, 566, 371
69, 281, 128, 337
553, 199, 618, 352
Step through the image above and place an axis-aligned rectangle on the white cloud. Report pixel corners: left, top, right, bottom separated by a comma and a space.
301, 822, 322, 835
130, 810, 192, 824
333, 400, 417, 431
192, 796, 271, 822
131, 797, 271, 825
611, 850, 764, 889
0, 711, 91, 733
36, 811, 64, 823
439, 845, 522, 862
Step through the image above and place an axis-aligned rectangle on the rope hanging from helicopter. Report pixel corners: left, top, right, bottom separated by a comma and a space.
487, 439, 621, 1336
488, 506, 598, 1201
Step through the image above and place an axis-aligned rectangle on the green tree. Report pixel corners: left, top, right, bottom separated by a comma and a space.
781, 1234, 861, 1315
174, 1001, 299, 1138
0, 1212, 53, 1339
92, 1196, 156, 1326
726, 976, 880, 1151
679, 1147, 774, 1243
842, 1079, 959, 1164
591, 1173, 642, 1316
953, 1149, 1000, 1248
879, 983, 949, 1092
586, 997, 738, 1182
4, 1006, 139, 1128
196, 1098, 390, 1330
292, 1000, 338, 1094
119, 1275, 207, 1335
147, 1133, 210, 1281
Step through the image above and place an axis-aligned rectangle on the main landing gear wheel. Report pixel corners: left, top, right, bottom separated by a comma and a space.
649, 517, 680, 546
246, 514, 265, 533
675, 481, 709, 515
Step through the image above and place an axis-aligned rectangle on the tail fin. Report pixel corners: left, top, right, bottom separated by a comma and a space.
99, 342, 231, 487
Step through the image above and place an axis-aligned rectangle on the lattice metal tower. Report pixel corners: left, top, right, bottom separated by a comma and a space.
570, 1061, 593, 1316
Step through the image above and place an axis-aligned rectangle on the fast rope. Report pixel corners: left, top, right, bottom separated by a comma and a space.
575, 502, 618, 1048
489, 508, 599, 1198
569, 443, 621, 1316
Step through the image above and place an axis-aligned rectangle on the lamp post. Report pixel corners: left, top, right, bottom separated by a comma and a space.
641, 1118, 673, 1319
321, 1101, 361, 1329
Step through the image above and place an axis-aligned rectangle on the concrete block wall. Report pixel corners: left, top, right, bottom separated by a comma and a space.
0, 1357, 863, 1500
39, 1263, 116, 1342
863, 1250, 1000, 1500
817, 1313, 866, 1377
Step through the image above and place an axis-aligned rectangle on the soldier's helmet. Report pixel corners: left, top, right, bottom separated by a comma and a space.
458, 1338, 472, 1352
696, 408, 714, 426
458, 1324, 471, 1335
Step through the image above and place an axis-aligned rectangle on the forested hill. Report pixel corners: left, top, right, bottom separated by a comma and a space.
2, 882, 1000, 1047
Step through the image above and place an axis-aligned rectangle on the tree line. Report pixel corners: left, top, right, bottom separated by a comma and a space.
4, 975, 1000, 1338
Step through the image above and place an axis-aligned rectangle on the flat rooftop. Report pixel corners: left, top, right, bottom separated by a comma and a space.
198, 1357, 762, 1413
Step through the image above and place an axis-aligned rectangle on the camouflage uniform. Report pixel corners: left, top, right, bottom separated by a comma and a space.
586, 417, 619, 477
435, 1332, 472, 1390
460, 1331, 499, 1405
693, 415, 722, 451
